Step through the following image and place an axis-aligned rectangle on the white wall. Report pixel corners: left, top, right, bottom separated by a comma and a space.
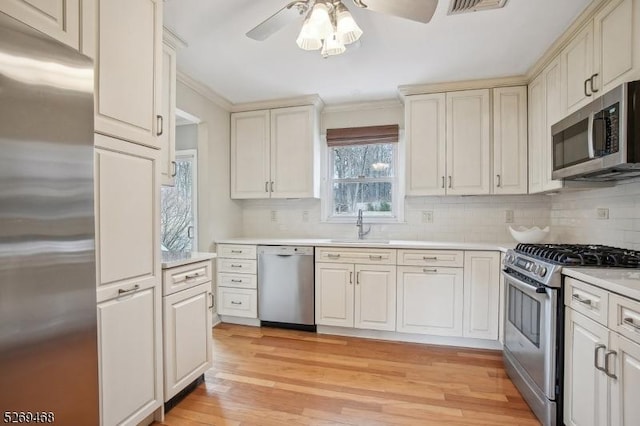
176, 124, 197, 150
550, 178, 640, 250
176, 80, 243, 250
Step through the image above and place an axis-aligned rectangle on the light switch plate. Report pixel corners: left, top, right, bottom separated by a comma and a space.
270, 210, 278, 222
505, 210, 514, 223
422, 211, 434, 223
302, 211, 309, 222
597, 208, 609, 220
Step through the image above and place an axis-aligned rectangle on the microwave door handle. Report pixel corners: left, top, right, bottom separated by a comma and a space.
587, 113, 596, 159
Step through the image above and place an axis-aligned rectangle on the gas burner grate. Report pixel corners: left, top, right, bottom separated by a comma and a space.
515, 243, 640, 268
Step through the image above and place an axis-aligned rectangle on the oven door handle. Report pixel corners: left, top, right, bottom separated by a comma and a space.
502, 270, 550, 297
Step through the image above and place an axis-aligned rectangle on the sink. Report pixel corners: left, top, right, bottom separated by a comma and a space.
328, 239, 390, 244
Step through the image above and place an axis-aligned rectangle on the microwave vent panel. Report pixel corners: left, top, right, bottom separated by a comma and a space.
448, 0, 509, 15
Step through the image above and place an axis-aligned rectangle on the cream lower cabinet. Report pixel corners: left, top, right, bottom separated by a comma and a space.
98, 286, 161, 426
565, 279, 640, 426
463, 251, 500, 340
216, 245, 258, 319
315, 263, 354, 327
0, 0, 80, 48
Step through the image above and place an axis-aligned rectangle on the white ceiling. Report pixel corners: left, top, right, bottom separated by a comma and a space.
164, 0, 592, 105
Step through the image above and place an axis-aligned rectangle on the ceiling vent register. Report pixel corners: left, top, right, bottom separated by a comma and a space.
448, 0, 508, 15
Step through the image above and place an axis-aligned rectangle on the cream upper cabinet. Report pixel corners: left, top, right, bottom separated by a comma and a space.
609, 333, 640, 426
0, 0, 80, 48
463, 251, 500, 340
354, 264, 397, 331
270, 106, 319, 198
492, 87, 528, 195
593, 0, 640, 95
446, 89, 491, 195
563, 22, 595, 114
159, 40, 177, 186
528, 73, 545, 194
231, 106, 320, 199
85, 0, 163, 148
315, 263, 354, 328
230, 110, 271, 199
405, 93, 447, 196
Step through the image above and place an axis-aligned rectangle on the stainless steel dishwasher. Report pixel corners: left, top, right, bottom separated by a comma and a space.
257, 246, 315, 331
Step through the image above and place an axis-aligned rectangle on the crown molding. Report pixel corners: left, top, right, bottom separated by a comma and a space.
176, 70, 233, 111
323, 98, 403, 113
231, 95, 325, 112
398, 76, 528, 98
526, 0, 608, 81
162, 26, 188, 49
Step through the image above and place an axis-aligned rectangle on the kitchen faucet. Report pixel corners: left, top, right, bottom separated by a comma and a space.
356, 209, 371, 240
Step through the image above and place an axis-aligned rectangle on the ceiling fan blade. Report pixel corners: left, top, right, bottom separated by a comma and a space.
353, 0, 439, 24
246, 1, 309, 41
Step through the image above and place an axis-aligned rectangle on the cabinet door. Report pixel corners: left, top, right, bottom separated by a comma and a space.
405, 94, 447, 196
91, 0, 163, 147
463, 251, 500, 340
354, 264, 396, 331
98, 286, 162, 426
0, 0, 80, 49
492, 87, 528, 195
163, 283, 211, 401
542, 58, 564, 192
270, 106, 319, 199
593, 0, 639, 95
159, 42, 177, 186
315, 263, 354, 327
230, 110, 271, 199
446, 89, 491, 195
528, 73, 545, 194
397, 266, 464, 336
564, 309, 609, 426
563, 22, 595, 114
610, 333, 640, 426
95, 135, 159, 303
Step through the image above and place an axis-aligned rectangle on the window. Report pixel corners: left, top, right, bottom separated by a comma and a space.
161, 150, 198, 251
326, 125, 401, 221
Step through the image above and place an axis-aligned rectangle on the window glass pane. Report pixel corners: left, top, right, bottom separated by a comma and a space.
161, 159, 194, 251
333, 182, 392, 216
332, 143, 394, 179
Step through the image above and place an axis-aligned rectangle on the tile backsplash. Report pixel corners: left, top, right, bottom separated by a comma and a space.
550, 178, 640, 250
241, 195, 552, 243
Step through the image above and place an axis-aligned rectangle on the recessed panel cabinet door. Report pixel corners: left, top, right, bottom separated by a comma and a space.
463, 251, 500, 339
542, 58, 564, 192
315, 263, 354, 327
91, 0, 163, 147
0, 0, 80, 48
563, 22, 594, 114
610, 333, 640, 426
405, 94, 447, 196
159, 42, 177, 186
354, 265, 396, 331
446, 89, 491, 195
230, 110, 271, 199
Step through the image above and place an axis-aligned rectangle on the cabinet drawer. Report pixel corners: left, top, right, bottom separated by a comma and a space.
315, 247, 396, 265
162, 260, 212, 296
217, 244, 257, 259
565, 277, 608, 326
217, 258, 257, 274
609, 294, 640, 346
397, 250, 464, 267
218, 273, 257, 289
217, 288, 257, 318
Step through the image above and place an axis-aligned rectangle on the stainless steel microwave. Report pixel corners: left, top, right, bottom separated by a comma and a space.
551, 80, 640, 181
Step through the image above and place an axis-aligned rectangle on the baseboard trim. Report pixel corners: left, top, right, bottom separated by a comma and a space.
219, 315, 260, 327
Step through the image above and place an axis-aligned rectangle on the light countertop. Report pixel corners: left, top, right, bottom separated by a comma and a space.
563, 268, 640, 301
215, 238, 515, 252
161, 251, 217, 269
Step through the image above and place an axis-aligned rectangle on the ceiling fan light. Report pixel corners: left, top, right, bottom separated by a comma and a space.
336, 5, 362, 45
308, 2, 334, 40
321, 32, 346, 58
296, 18, 323, 50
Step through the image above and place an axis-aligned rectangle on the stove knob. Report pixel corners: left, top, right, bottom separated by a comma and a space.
538, 267, 547, 278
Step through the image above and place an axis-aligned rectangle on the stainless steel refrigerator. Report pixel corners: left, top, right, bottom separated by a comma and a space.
0, 12, 98, 424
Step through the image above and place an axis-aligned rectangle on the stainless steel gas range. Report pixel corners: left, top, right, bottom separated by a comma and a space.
502, 244, 640, 426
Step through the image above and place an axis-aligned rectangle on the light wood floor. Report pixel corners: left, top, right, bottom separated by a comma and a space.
157, 323, 540, 426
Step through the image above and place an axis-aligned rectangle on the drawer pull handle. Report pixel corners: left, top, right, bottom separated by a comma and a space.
231, 250, 243, 254
594, 344, 606, 372
423, 268, 438, 273
230, 264, 242, 268
327, 254, 341, 259
572, 294, 593, 307
118, 284, 140, 295
423, 256, 438, 261
623, 317, 640, 331
231, 279, 243, 283
231, 301, 242, 305
369, 255, 383, 260
185, 273, 200, 279
604, 350, 617, 379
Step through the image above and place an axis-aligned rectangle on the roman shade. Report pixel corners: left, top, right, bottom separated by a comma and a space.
326, 124, 399, 147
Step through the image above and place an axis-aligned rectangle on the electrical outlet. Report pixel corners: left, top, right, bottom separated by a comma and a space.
597, 208, 609, 220
422, 211, 434, 224
270, 210, 278, 222
505, 210, 514, 223
302, 211, 309, 222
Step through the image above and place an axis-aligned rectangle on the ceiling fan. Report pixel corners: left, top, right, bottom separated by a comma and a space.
246, 0, 439, 58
